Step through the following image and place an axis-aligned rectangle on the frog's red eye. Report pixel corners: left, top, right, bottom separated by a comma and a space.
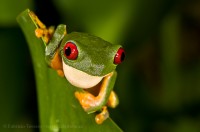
114, 47, 125, 64
63, 42, 78, 60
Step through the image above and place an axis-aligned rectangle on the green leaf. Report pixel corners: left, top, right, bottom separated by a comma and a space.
17, 9, 122, 132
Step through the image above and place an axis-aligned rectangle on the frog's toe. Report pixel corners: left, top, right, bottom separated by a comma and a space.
35, 28, 44, 38
95, 106, 109, 124
107, 91, 119, 108
57, 70, 64, 77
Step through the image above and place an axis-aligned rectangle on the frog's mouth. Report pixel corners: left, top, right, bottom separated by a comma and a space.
62, 61, 104, 89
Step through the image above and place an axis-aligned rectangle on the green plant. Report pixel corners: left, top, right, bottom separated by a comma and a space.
17, 9, 122, 132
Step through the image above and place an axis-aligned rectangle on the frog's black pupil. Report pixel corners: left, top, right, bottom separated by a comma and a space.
121, 52, 125, 62
65, 47, 71, 56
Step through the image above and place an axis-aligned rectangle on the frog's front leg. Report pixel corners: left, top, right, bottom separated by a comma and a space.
75, 71, 117, 124
30, 11, 67, 76
45, 24, 67, 76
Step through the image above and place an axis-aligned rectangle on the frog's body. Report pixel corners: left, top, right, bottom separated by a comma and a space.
30, 11, 125, 124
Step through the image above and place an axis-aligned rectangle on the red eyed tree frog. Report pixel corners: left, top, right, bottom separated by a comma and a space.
30, 11, 125, 124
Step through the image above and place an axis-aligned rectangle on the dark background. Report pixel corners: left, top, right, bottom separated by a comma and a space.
1, 0, 200, 131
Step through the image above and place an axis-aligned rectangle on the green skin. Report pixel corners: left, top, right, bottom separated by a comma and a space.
45, 24, 121, 113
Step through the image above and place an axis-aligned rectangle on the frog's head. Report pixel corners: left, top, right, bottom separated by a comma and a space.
60, 32, 125, 89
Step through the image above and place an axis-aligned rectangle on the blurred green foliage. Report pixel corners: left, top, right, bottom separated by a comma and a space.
0, 0, 200, 131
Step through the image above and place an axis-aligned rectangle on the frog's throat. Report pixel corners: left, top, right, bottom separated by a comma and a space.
62, 60, 104, 89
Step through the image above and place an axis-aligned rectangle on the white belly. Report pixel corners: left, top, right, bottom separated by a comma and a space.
62, 60, 103, 89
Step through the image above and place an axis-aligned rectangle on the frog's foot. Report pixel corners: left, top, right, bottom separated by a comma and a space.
29, 11, 54, 43
107, 91, 119, 108
75, 91, 98, 112
95, 106, 109, 124
35, 26, 54, 43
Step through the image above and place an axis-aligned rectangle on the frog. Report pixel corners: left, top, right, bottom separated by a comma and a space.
29, 11, 125, 124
